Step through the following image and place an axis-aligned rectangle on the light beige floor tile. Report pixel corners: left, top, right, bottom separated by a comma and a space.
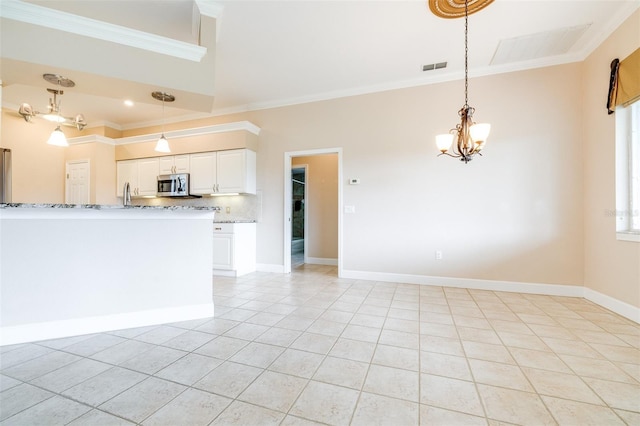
120, 346, 187, 375
254, 327, 301, 347
583, 377, 640, 412
510, 347, 572, 373
541, 396, 625, 425
420, 312, 455, 325
219, 308, 257, 322
210, 400, 284, 425
0, 383, 53, 421
388, 307, 421, 321
329, 338, 376, 363
161, 330, 215, 352
357, 305, 389, 317
615, 408, 640, 425
280, 414, 325, 425
194, 361, 262, 398
290, 380, 360, 424
238, 370, 307, 412
90, 339, 155, 365
351, 392, 419, 426
420, 351, 472, 381
37, 334, 96, 350
350, 313, 386, 328
268, 348, 324, 379
462, 341, 515, 364
469, 359, 533, 392
195, 318, 240, 335
1, 395, 90, 426
306, 319, 347, 337
497, 331, 550, 351
0, 374, 21, 392
384, 317, 420, 333
62, 334, 127, 356
313, 356, 368, 389
589, 342, 640, 363
319, 309, 354, 324
420, 335, 464, 356
194, 336, 249, 360
98, 377, 186, 423
516, 313, 558, 326
30, 358, 111, 393
142, 388, 231, 426
372, 344, 419, 371
1, 350, 81, 382
68, 408, 136, 425
245, 312, 287, 327
223, 323, 269, 340
575, 330, 630, 346
341, 324, 382, 343
559, 354, 637, 383
0, 345, 53, 369
228, 341, 284, 368
477, 384, 555, 425
522, 367, 603, 404
540, 336, 603, 359
378, 329, 419, 349
454, 315, 493, 330
420, 373, 484, 417
290, 332, 336, 354
364, 364, 419, 401
617, 333, 640, 349
62, 367, 146, 407
528, 324, 577, 340
617, 361, 640, 382
134, 325, 187, 345
154, 353, 222, 386
419, 322, 458, 338
420, 303, 450, 314
457, 327, 501, 345
420, 405, 487, 426
489, 319, 534, 335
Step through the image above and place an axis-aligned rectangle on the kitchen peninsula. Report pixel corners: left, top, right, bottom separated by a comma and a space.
0, 203, 216, 345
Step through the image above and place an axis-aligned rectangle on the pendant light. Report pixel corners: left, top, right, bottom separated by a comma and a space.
152, 91, 175, 153
47, 125, 68, 147
434, 0, 491, 163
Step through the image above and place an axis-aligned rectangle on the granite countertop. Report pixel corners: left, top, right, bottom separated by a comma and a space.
0, 203, 219, 211
214, 219, 257, 223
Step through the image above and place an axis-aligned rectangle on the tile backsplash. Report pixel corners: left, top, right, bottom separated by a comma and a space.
132, 192, 260, 222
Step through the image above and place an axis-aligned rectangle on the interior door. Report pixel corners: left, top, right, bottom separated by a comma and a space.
66, 160, 90, 204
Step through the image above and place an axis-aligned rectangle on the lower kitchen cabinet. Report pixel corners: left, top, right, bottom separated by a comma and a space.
212, 222, 256, 276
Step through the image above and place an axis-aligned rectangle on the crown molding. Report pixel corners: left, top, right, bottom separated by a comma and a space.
115, 121, 261, 145
68, 135, 116, 146
195, 0, 224, 19
0, 0, 207, 62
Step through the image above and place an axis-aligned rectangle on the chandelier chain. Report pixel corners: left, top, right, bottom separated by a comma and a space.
464, 0, 469, 108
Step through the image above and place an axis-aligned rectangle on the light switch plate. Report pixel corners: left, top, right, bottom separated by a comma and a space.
344, 205, 355, 214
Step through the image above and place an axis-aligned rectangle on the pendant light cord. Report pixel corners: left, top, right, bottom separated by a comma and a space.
464, 0, 469, 108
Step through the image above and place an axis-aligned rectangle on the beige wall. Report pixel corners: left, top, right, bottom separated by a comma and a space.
0, 110, 66, 203
65, 142, 117, 205
292, 154, 339, 260
582, 10, 640, 308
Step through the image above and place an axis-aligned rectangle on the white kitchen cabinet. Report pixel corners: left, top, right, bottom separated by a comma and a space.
217, 149, 256, 194
212, 222, 256, 276
189, 152, 217, 194
116, 158, 159, 197
159, 155, 190, 175
189, 149, 256, 195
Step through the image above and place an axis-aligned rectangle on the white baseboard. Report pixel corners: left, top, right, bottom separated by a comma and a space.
584, 287, 640, 324
305, 257, 338, 266
341, 269, 583, 297
0, 303, 215, 346
257, 263, 285, 273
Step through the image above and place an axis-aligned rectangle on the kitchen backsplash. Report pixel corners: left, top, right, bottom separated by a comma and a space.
131, 192, 261, 222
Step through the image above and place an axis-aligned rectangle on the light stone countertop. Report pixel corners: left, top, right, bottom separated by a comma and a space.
0, 203, 219, 211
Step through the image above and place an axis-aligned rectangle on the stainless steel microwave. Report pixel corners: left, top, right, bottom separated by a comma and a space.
157, 173, 189, 197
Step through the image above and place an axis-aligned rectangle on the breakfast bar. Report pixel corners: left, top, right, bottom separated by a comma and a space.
0, 203, 216, 345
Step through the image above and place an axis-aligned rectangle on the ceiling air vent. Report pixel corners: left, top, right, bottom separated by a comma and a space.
423, 62, 447, 72
491, 24, 591, 65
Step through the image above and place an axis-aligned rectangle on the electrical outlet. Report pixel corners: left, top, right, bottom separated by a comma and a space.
435, 250, 443, 260
226, 206, 231, 214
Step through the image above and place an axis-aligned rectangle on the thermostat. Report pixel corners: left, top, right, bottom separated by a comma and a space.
349, 178, 360, 185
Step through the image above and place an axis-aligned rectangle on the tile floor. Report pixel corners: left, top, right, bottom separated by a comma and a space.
1, 264, 639, 425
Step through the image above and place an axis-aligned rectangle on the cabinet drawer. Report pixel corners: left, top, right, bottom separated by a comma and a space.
213, 223, 235, 233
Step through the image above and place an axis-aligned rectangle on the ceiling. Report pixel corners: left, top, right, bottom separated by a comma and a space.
1, 0, 638, 131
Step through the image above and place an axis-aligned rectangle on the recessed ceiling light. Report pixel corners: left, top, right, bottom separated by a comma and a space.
124, 100, 134, 107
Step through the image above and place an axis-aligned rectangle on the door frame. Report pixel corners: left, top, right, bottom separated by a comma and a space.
283, 148, 343, 275
291, 164, 309, 261
65, 159, 90, 204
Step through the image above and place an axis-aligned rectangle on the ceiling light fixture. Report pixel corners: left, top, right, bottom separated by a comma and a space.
18, 74, 87, 145
433, 0, 491, 163
152, 91, 175, 153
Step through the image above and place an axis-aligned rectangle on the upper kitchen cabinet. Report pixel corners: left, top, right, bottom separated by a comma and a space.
159, 155, 190, 175
190, 149, 256, 195
116, 158, 159, 197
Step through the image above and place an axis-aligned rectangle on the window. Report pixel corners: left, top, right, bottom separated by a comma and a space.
615, 100, 640, 241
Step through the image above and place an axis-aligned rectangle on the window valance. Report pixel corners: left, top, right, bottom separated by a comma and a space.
608, 47, 640, 114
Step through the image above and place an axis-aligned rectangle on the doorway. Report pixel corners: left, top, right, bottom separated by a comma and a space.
291, 165, 307, 268
65, 160, 90, 204
283, 148, 342, 275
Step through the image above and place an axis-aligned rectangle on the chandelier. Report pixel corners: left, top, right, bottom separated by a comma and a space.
18, 74, 86, 147
433, 0, 491, 163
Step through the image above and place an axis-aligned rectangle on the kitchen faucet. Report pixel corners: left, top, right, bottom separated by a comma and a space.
123, 182, 131, 206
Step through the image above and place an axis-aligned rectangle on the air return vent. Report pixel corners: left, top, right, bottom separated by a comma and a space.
491, 24, 591, 65
423, 62, 448, 72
